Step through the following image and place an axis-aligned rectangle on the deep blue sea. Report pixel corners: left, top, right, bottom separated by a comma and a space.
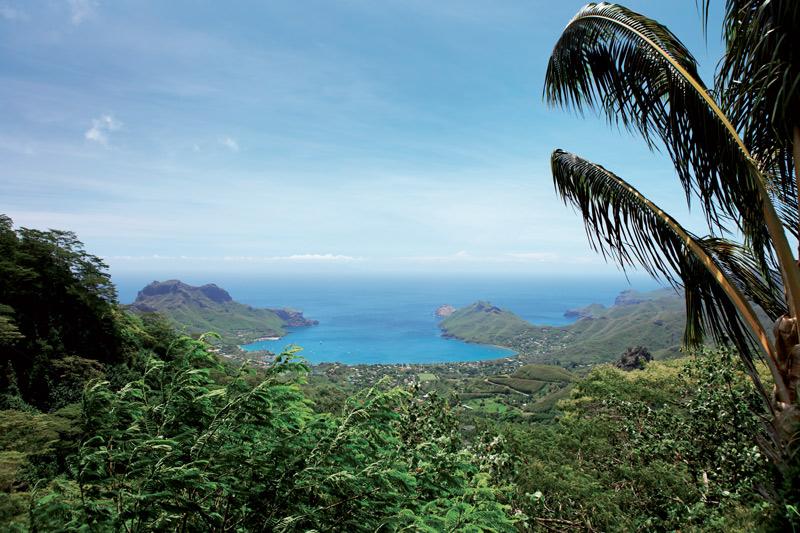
116, 274, 660, 365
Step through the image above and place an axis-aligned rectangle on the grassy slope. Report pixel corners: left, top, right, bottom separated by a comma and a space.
549, 294, 684, 364
513, 364, 576, 382
144, 295, 287, 340
487, 377, 549, 395
440, 302, 540, 345
441, 290, 685, 365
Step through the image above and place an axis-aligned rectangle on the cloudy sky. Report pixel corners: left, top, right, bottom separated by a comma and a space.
1, 0, 724, 279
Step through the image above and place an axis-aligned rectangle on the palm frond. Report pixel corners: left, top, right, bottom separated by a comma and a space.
717, 0, 800, 195
551, 149, 789, 404
698, 238, 786, 322
773, 191, 800, 242
544, 2, 774, 274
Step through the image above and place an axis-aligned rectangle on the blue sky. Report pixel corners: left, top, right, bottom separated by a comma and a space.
1, 0, 725, 279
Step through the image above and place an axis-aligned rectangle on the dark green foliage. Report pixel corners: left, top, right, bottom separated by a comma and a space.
0, 406, 81, 526
0, 305, 23, 346
0, 215, 128, 409
21, 341, 516, 532
0, 216, 188, 412
499, 349, 777, 531
715, 0, 800, 193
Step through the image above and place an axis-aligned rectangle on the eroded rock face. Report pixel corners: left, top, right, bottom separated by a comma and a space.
435, 304, 456, 318
615, 346, 653, 371
199, 284, 233, 303
564, 303, 605, 319
614, 290, 644, 306
473, 302, 502, 314
271, 308, 319, 327
135, 280, 233, 305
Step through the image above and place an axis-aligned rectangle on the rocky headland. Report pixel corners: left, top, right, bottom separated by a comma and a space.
435, 304, 457, 318
130, 280, 317, 344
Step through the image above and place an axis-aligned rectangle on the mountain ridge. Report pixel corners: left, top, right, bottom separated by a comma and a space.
440, 288, 684, 365
130, 279, 317, 344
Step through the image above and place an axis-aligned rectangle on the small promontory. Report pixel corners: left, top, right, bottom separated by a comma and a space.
130, 280, 317, 344
435, 304, 456, 318
440, 301, 535, 345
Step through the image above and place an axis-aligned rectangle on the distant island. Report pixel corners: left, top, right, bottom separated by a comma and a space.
440, 289, 684, 365
129, 280, 317, 345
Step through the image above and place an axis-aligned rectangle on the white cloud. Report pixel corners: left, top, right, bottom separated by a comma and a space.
399, 251, 564, 264
67, 0, 96, 25
105, 253, 361, 263
0, 4, 27, 21
281, 254, 359, 262
506, 252, 559, 262
220, 136, 239, 152
222, 253, 359, 263
85, 114, 121, 145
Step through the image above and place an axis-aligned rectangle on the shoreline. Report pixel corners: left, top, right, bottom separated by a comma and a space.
237, 329, 518, 368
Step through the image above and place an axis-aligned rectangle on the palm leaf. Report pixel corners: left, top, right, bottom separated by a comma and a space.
551, 149, 790, 404
716, 0, 800, 195
701, 238, 786, 322
543, 3, 792, 298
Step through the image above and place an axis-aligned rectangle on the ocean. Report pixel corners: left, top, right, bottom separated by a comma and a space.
115, 274, 661, 365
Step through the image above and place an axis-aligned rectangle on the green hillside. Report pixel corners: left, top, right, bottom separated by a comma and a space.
550, 293, 684, 363
441, 289, 685, 365
440, 301, 541, 345
512, 363, 576, 382
130, 280, 317, 344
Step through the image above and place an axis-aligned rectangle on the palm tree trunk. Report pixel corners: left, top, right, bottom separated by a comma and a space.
773, 316, 799, 405
768, 128, 800, 463
782, 126, 800, 406
795, 127, 800, 257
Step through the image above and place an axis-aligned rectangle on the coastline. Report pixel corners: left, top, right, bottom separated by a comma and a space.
240, 325, 517, 367
440, 332, 517, 357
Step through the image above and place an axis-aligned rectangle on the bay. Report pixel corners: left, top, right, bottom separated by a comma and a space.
116, 274, 660, 365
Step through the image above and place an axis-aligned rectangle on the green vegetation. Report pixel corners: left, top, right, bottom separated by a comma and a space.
0, 214, 175, 411
486, 377, 547, 395
512, 364, 575, 382
4, 0, 800, 529
498, 350, 779, 530
130, 279, 317, 346
464, 397, 512, 415
24, 345, 514, 532
476, 365, 575, 421
1, 214, 796, 530
553, 294, 684, 363
441, 290, 685, 365
441, 301, 537, 345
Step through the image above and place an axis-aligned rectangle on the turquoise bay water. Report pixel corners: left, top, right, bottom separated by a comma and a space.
116, 275, 659, 365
